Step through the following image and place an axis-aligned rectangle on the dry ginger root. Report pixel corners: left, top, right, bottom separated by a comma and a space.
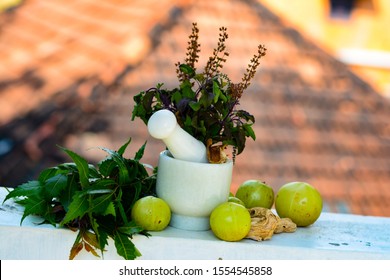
206, 139, 228, 163
245, 207, 297, 241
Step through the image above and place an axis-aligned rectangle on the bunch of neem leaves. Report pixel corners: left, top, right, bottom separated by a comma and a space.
3, 138, 156, 260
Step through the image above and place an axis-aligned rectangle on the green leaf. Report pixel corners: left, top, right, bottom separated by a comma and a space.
236, 109, 255, 123
88, 164, 101, 179
20, 194, 52, 225
114, 231, 141, 260
91, 216, 109, 252
213, 80, 222, 102
38, 167, 62, 183
5, 139, 156, 260
118, 221, 149, 237
181, 81, 195, 99
179, 64, 195, 77
135, 161, 150, 179
189, 101, 201, 111
60, 147, 90, 188
85, 188, 113, 195
118, 138, 132, 156
43, 173, 68, 198
3, 181, 42, 202
115, 189, 129, 225
59, 173, 80, 212
128, 181, 142, 211
172, 90, 182, 104
98, 158, 117, 177
199, 89, 213, 107
60, 191, 89, 226
134, 141, 147, 161
99, 147, 130, 186
56, 163, 79, 173
184, 115, 192, 127
131, 102, 146, 122
194, 73, 205, 83
144, 89, 159, 113
89, 193, 116, 216
243, 124, 256, 140
103, 201, 116, 216
86, 179, 116, 193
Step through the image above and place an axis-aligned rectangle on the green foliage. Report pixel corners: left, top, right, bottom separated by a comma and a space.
3, 138, 156, 260
132, 22, 266, 159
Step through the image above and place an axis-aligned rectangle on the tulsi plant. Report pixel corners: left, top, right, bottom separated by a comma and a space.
132, 22, 266, 162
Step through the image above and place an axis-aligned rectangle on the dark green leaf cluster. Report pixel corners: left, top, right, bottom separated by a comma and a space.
132, 23, 266, 160
3, 138, 156, 260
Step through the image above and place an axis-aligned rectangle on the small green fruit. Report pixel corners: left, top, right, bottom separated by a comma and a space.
210, 202, 251, 242
131, 196, 171, 231
235, 180, 274, 209
227, 196, 246, 207
275, 182, 322, 227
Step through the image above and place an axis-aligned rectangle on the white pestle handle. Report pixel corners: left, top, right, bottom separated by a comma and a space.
147, 109, 208, 163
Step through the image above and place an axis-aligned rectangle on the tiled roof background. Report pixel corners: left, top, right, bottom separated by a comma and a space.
1, 0, 390, 217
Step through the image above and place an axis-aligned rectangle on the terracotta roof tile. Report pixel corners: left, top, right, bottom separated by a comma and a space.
1, 0, 390, 217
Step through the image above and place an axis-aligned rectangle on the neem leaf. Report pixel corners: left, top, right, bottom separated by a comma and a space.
98, 158, 117, 177
118, 220, 149, 237
43, 173, 68, 198
59, 173, 80, 212
83, 230, 101, 251
20, 194, 52, 225
87, 214, 109, 258
69, 240, 84, 260
115, 190, 129, 225
38, 167, 61, 183
3, 181, 42, 202
84, 242, 100, 258
88, 164, 101, 178
60, 147, 90, 189
118, 138, 131, 156
103, 201, 116, 216
134, 141, 147, 161
114, 231, 141, 260
37, 163, 79, 183
57, 162, 79, 171
99, 147, 130, 186
87, 178, 116, 192
60, 191, 89, 226
90, 193, 116, 216
6, 139, 155, 260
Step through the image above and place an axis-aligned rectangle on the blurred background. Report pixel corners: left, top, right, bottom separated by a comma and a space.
1, 0, 389, 216
262, 0, 390, 97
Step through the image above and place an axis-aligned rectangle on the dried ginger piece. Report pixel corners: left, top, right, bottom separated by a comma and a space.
275, 216, 296, 233
246, 207, 297, 241
206, 139, 228, 163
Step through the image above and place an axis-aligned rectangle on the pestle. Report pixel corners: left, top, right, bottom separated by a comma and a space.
147, 109, 208, 163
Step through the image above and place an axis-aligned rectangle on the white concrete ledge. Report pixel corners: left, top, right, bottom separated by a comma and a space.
1, 187, 389, 260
